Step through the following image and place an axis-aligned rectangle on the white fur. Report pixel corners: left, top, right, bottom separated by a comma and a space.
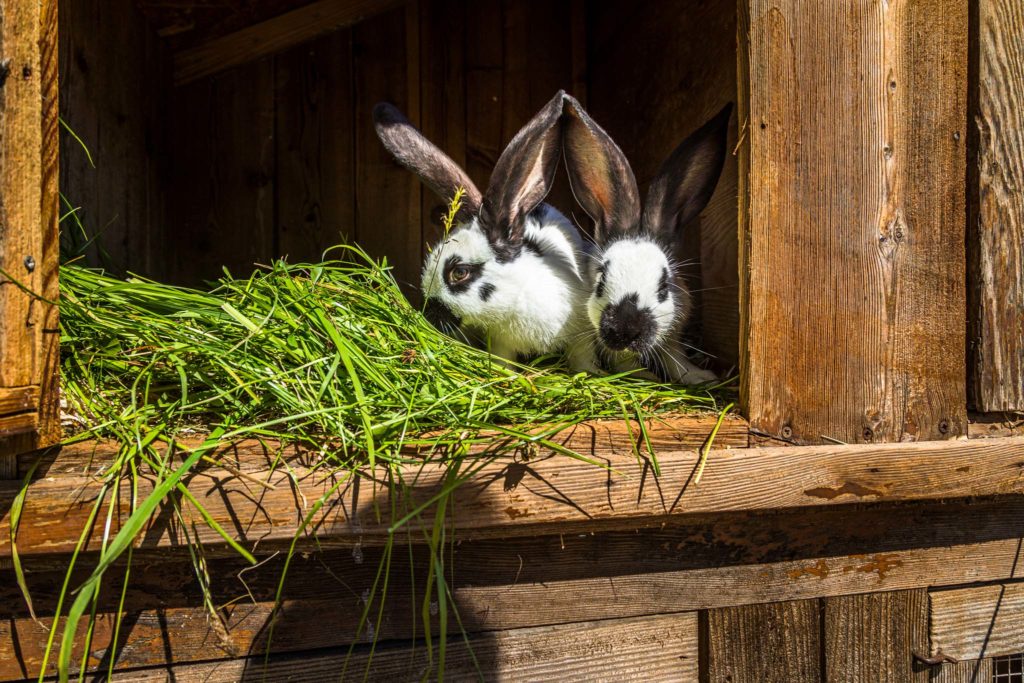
587, 237, 715, 384
422, 205, 599, 371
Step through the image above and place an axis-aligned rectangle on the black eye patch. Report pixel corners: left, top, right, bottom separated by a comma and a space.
657, 268, 670, 304
443, 255, 484, 294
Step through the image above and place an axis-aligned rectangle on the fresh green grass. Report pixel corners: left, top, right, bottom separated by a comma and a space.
28, 246, 733, 680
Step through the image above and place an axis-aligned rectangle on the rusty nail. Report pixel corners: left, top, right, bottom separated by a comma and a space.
780, 425, 793, 439
913, 650, 958, 666
938, 419, 950, 435
862, 427, 874, 441
24, 255, 35, 272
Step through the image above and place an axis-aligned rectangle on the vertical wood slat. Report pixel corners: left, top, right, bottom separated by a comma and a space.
704, 599, 821, 683
823, 589, 929, 683
740, 0, 968, 445
168, 60, 275, 285
274, 30, 355, 263
463, 0, 503, 193
353, 6, 421, 299
969, 0, 1024, 411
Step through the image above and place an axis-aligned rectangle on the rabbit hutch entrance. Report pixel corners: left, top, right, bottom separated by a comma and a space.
2, 0, 1024, 681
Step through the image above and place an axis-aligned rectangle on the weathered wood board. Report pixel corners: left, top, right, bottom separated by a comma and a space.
969, 0, 1024, 411
706, 599, 821, 683
824, 589, 929, 683
740, 0, 968, 444
931, 583, 1024, 661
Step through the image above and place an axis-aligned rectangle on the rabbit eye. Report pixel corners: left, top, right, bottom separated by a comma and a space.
448, 266, 471, 284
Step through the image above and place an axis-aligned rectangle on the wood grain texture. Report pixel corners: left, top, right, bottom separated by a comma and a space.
9, 434, 1024, 560
5, 499, 1024, 677
930, 659, 993, 683
970, 0, 1024, 411
463, 0, 503, 193
105, 613, 698, 682
353, 6, 421, 299
167, 59, 275, 285
588, 0, 739, 370
173, 0, 404, 85
705, 599, 821, 683
274, 30, 355, 262
931, 583, 1024, 661
0, 386, 39, 417
824, 589, 929, 683
741, 0, 968, 444
970, 412, 1024, 438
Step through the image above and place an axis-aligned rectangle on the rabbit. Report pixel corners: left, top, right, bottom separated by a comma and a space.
373, 90, 601, 373
561, 94, 732, 384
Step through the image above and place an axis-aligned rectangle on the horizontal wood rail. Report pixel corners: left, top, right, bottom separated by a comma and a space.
3, 414, 1023, 559
173, 0, 405, 85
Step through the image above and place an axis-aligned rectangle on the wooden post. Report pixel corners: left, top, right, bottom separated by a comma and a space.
969, 0, 1024, 412
0, 0, 60, 474
739, 0, 968, 445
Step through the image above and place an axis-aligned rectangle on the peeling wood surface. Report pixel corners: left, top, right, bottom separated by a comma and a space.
931, 583, 1024, 661
173, 0, 404, 84
824, 589, 930, 682
5, 435, 1024, 558
105, 613, 698, 682
741, 0, 968, 444
706, 599, 821, 683
969, 0, 1024, 411
7, 499, 1024, 678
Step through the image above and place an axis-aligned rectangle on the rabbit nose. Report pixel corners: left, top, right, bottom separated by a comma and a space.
600, 295, 656, 352
424, 298, 461, 332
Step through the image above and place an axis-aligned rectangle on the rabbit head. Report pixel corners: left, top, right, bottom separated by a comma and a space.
373, 91, 595, 365
563, 96, 731, 362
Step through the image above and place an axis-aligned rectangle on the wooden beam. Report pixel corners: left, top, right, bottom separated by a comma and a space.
173, 0, 405, 85
969, 0, 1024, 411
5, 499, 1024, 677
0, 386, 38, 416
0, 411, 37, 437
4, 434, 1024, 559
103, 613, 698, 682
740, 0, 968, 443
931, 583, 1024, 661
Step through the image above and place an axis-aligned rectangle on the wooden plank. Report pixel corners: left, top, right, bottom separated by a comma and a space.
705, 599, 821, 683
824, 589, 929, 683
463, 0, 503, 192
9, 433, 1024, 559
931, 659, 993, 683
587, 0, 738, 369
167, 59, 275, 285
105, 613, 699, 682
931, 583, 1024, 661
741, 0, 968, 444
353, 6, 421, 299
0, 386, 39, 416
0, 411, 37, 437
970, 412, 1024, 438
970, 0, 1024, 411
274, 29, 355, 263
418, 0, 466, 252
173, 0, 405, 85
5, 499, 1024, 676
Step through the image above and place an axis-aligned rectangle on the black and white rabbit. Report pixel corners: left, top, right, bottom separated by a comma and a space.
561, 95, 732, 384
373, 91, 599, 372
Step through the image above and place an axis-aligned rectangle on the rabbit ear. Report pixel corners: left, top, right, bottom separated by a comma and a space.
642, 103, 733, 241
561, 94, 642, 244
479, 90, 565, 258
373, 103, 483, 220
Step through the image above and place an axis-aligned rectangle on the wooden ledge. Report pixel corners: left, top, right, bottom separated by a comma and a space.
3, 416, 1023, 559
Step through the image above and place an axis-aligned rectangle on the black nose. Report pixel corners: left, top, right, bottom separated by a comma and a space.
424, 298, 461, 332
600, 295, 656, 352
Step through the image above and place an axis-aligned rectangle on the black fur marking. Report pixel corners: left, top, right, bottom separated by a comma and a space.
595, 263, 607, 299
657, 267, 670, 304
443, 255, 484, 294
599, 293, 656, 352
479, 282, 496, 302
523, 236, 544, 258
490, 243, 522, 264
424, 298, 462, 331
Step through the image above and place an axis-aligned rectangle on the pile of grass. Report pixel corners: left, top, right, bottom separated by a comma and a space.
35, 246, 732, 680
